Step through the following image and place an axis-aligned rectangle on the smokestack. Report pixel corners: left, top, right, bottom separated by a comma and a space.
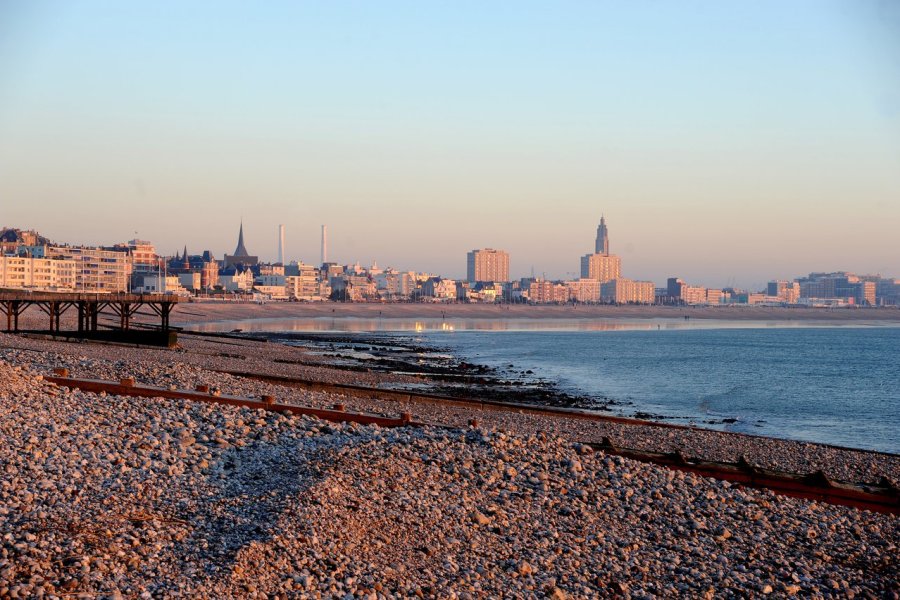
277, 224, 285, 264
321, 225, 328, 265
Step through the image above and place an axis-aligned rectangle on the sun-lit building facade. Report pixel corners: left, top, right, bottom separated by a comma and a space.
601, 278, 656, 304
43, 246, 131, 292
467, 248, 510, 283
580, 253, 621, 283
565, 278, 602, 303
0, 256, 77, 291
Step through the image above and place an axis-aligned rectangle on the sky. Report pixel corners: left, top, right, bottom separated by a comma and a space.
1, 0, 898, 289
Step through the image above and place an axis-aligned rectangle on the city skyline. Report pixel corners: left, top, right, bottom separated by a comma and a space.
2, 2, 899, 287
3, 215, 898, 292
2, 222, 894, 307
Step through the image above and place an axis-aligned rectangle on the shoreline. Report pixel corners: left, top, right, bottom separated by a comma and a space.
163, 305, 900, 453
2, 329, 897, 481
12, 300, 899, 455
204, 326, 900, 457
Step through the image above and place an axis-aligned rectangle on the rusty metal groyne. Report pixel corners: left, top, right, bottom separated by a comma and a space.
587, 439, 898, 514
45, 369, 415, 428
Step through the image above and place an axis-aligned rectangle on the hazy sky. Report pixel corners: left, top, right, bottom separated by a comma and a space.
1, 1, 898, 288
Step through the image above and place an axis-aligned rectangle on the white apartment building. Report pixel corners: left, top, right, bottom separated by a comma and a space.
0, 256, 77, 291
580, 253, 622, 283
44, 246, 132, 292
285, 274, 330, 300
601, 278, 656, 304
565, 278, 602, 303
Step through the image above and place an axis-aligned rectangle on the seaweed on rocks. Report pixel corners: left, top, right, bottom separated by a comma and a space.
258, 331, 601, 409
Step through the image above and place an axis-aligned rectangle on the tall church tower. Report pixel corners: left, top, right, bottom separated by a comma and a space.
223, 221, 259, 268
234, 222, 250, 257
595, 216, 609, 255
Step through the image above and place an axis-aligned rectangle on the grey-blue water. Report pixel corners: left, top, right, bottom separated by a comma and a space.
417, 327, 899, 454
186, 316, 899, 453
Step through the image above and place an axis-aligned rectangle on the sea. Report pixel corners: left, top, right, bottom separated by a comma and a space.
188, 317, 900, 454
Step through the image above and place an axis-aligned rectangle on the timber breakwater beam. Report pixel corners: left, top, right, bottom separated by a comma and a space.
0, 292, 181, 347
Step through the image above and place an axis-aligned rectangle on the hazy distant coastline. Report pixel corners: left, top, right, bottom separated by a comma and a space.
171, 301, 900, 326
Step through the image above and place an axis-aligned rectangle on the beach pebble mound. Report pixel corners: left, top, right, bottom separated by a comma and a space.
1, 359, 897, 599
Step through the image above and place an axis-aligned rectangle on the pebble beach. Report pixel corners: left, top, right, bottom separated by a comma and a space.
0, 323, 898, 598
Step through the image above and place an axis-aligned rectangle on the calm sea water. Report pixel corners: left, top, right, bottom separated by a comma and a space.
417, 327, 899, 454
186, 317, 899, 453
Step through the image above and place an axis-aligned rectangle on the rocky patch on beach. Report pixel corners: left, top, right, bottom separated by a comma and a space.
0, 358, 897, 599
262, 332, 604, 410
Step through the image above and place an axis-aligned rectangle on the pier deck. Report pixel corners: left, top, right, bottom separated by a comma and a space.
0, 292, 181, 336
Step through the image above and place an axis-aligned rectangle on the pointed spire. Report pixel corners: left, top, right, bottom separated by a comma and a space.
234, 221, 250, 257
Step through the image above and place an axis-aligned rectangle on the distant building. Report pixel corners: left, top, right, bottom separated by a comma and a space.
223, 223, 259, 268
665, 277, 720, 305
133, 273, 189, 296
0, 256, 76, 291
178, 272, 202, 292
44, 246, 131, 292
467, 249, 509, 283
254, 274, 289, 300
797, 272, 876, 306
467, 281, 504, 303
767, 280, 801, 304
330, 274, 377, 302
286, 263, 330, 300
166, 247, 219, 291
421, 277, 458, 301
667, 278, 685, 299
705, 288, 725, 305
218, 265, 255, 292
601, 278, 656, 304
124, 239, 159, 273
580, 253, 621, 283
594, 216, 610, 255
528, 280, 568, 304
872, 277, 900, 306
255, 274, 286, 287
0, 228, 51, 255
322, 263, 344, 280
375, 270, 416, 300
565, 278, 602, 303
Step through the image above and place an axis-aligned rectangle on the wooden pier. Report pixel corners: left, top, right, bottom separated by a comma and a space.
0, 292, 181, 345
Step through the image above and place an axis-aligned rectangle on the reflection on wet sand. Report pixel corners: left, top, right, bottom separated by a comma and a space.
182, 316, 858, 334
